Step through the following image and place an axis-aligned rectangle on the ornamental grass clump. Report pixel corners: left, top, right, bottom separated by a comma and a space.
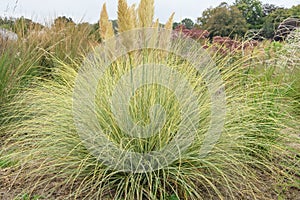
1, 0, 299, 199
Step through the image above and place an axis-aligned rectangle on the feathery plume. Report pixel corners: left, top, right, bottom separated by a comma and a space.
164, 12, 175, 30
129, 4, 138, 28
105, 21, 115, 39
99, 3, 109, 39
118, 0, 134, 32
99, 3, 115, 40
138, 0, 154, 28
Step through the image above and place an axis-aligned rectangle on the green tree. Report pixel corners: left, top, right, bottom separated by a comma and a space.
262, 4, 282, 16
181, 18, 194, 29
197, 3, 248, 38
172, 22, 180, 29
52, 16, 75, 28
261, 7, 293, 39
262, 5, 300, 39
288, 4, 300, 16
235, 0, 264, 29
111, 19, 118, 33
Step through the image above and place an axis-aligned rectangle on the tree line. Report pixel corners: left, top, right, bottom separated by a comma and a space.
1, 0, 299, 41
175, 0, 300, 40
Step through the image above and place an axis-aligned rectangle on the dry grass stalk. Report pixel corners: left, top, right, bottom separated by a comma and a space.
129, 4, 138, 28
118, 0, 134, 32
164, 12, 175, 30
100, 3, 115, 40
138, 0, 154, 28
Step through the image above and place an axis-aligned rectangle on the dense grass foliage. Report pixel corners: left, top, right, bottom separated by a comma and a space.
0, 1, 299, 199
0, 20, 98, 126
1, 36, 299, 199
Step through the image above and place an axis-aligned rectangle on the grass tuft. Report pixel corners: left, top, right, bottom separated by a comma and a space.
0, 0, 299, 199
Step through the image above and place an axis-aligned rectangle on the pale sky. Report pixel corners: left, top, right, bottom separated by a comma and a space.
1, 0, 299, 24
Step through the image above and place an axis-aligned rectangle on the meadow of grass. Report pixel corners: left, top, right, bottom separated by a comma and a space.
0, 0, 299, 199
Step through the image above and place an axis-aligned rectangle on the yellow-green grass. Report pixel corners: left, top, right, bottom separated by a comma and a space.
0, 4, 299, 198
0, 38, 299, 199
